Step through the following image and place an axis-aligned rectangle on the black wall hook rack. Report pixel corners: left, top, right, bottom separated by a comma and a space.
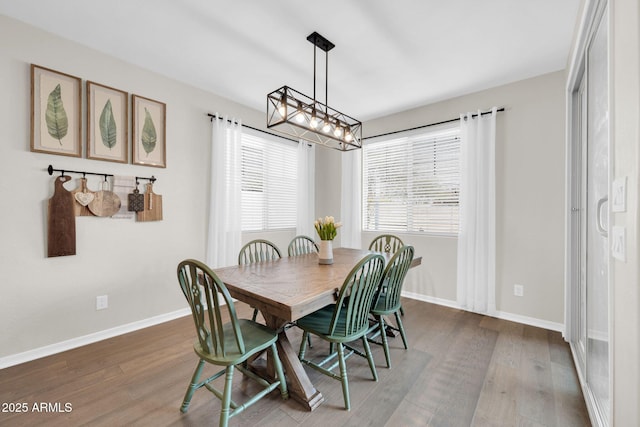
47, 165, 157, 184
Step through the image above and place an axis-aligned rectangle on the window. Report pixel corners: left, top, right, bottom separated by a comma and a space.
240, 132, 297, 231
362, 125, 460, 234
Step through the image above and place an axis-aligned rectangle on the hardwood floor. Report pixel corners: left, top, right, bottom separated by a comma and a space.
0, 299, 590, 426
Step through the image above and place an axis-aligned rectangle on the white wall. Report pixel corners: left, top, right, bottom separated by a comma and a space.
314, 146, 343, 243
317, 71, 567, 326
0, 16, 269, 361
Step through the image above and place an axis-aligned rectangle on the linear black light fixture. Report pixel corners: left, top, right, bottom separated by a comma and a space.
267, 32, 362, 151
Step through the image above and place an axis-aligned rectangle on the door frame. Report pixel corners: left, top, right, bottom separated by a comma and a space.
564, 0, 613, 426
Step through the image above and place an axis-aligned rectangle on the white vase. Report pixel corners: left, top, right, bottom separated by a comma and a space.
318, 240, 333, 264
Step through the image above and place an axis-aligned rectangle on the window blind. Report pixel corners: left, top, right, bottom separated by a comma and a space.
241, 132, 297, 231
362, 126, 460, 234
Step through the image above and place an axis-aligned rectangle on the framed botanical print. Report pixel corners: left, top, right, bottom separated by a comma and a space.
132, 94, 166, 168
86, 81, 128, 163
30, 64, 82, 157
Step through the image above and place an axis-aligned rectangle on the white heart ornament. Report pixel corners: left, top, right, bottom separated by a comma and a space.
75, 192, 95, 206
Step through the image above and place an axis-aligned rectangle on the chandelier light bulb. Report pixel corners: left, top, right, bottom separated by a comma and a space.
295, 103, 305, 123
322, 120, 331, 133
345, 130, 353, 142
310, 115, 319, 129
277, 94, 287, 118
334, 124, 342, 137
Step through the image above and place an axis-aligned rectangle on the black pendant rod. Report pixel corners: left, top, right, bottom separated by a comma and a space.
363, 107, 505, 140
208, 114, 299, 144
325, 49, 328, 110
306, 32, 334, 113
47, 165, 156, 183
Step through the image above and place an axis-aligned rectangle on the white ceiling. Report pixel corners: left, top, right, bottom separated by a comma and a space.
0, 0, 582, 121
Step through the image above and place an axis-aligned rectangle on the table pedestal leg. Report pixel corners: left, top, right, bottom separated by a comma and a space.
263, 314, 324, 411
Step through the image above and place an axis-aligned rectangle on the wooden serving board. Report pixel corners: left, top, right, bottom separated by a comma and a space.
137, 183, 163, 222
88, 181, 121, 217
48, 175, 76, 257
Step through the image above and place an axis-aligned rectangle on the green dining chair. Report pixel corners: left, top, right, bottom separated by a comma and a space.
238, 239, 282, 264
297, 253, 386, 410
368, 234, 404, 254
177, 259, 288, 427
367, 245, 414, 368
368, 234, 406, 316
287, 235, 319, 256
238, 239, 282, 321
287, 235, 318, 348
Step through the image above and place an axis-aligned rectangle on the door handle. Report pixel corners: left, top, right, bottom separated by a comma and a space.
596, 196, 608, 237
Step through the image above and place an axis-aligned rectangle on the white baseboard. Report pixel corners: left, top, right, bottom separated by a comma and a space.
0, 308, 191, 370
402, 291, 461, 310
401, 291, 564, 332
491, 310, 564, 333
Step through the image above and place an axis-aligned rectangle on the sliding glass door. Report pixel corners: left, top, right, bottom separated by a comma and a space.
568, 2, 610, 425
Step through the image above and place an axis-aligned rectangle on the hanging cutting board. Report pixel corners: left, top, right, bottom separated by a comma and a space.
70, 177, 96, 217
128, 187, 145, 212
88, 179, 122, 217
127, 181, 144, 212
137, 183, 163, 222
48, 175, 76, 257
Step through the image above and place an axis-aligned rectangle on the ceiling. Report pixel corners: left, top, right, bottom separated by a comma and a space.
0, 0, 582, 121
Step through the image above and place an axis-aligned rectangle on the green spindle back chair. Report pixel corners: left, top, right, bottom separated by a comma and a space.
367, 245, 414, 368
287, 235, 318, 348
177, 259, 288, 427
238, 239, 282, 265
296, 253, 386, 410
368, 234, 406, 315
287, 234, 320, 347
368, 234, 404, 254
238, 239, 282, 321
287, 235, 319, 256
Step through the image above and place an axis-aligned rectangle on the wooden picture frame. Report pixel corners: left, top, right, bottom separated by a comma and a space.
30, 64, 81, 157
132, 94, 166, 168
87, 81, 128, 163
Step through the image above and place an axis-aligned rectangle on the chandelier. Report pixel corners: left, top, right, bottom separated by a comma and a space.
267, 32, 362, 151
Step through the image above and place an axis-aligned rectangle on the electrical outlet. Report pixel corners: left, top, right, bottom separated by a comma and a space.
96, 295, 108, 310
514, 284, 524, 297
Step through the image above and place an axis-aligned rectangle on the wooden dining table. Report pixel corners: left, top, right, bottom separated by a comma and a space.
212, 247, 421, 410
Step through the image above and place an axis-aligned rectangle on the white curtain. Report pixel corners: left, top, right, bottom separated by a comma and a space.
296, 142, 316, 238
206, 115, 242, 268
340, 149, 362, 248
456, 107, 497, 314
